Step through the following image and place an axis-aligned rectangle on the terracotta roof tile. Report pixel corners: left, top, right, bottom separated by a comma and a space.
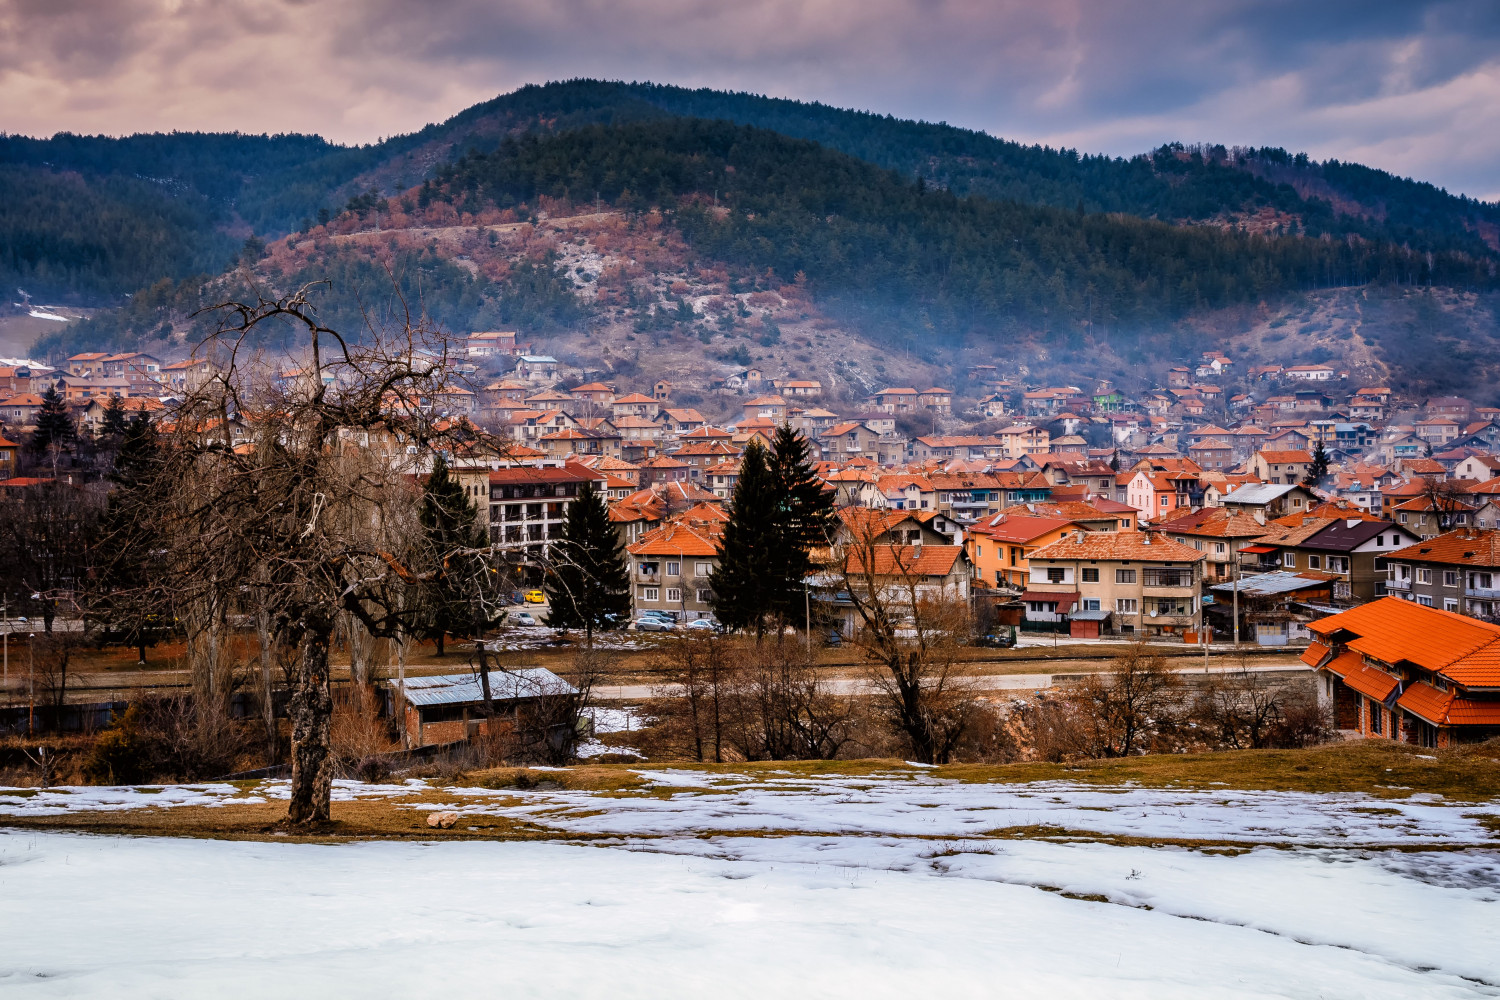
1029, 531, 1205, 563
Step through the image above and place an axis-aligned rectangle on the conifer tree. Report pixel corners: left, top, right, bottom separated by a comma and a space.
97, 412, 166, 662
417, 455, 489, 656
766, 424, 836, 626
100, 394, 129, 442
709, 439, 779, 637
544, 481, 630, 645
30, 384, 76, 459
1304, 441, 1330, 487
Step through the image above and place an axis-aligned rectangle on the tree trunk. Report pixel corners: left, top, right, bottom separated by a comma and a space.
475, 639, 495, 717
287, 625, 334, 826
256, 606, 277, 764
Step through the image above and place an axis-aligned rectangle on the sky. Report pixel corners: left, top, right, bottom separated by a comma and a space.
2, 0, 1499, 201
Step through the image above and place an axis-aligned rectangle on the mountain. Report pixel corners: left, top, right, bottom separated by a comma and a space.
7, 80, 1500, 397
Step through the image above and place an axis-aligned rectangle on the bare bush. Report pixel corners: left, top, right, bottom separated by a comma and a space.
1191, 666, 1332, 749
1059, 646, 1183, 758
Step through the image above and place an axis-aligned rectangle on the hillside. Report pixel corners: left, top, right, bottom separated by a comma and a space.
10, 80, 1500, 396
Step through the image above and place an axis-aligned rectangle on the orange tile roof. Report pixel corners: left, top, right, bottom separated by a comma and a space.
1028, 531, 1205, 563
1300, 640, 1330, 668
1389, 529, 1500, 567
1308, 597, 1500, 687
1258, 450, 1313, 463
839, 544, 965, 578
627, 520, 722, 557
1321, 650, 1400, 702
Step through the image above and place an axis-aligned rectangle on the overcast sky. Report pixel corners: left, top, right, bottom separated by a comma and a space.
3, 0, 1498, 200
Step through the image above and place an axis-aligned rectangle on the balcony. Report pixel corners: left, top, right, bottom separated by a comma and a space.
1387, 577, 1411, 592
1466, 585, 1500, 599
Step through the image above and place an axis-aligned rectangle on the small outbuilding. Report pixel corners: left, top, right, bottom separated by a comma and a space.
389, 668, 577, 747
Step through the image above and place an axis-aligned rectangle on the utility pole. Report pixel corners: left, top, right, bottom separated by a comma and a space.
1232, 545, 1241, 648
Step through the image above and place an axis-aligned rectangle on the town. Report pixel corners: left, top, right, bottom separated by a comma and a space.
2, 331, 1498, 754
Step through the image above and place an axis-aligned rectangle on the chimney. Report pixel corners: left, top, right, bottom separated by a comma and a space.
1074, 530, 1084, 543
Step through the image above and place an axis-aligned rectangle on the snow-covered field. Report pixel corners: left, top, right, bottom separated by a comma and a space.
3, 768, 1499, 997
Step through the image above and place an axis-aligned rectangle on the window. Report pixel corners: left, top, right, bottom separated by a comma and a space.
1215, 542, 1226, 554
1046, 568, 1065, 583
1417, 595, 1434, 607
1115, 598, 1138, 613
1369, 702, 1382, 735
1081, 568, 1099, 582
665, 561, 681, 577
1443, 570, 1459, 588
1328, 557, 1348, 574
1153, 598, 1190, 616
1159, 496, 1169, 507
1307, 555, 1322, 570
1471, 572, 1494, 590
1418, 568, 1433, 584
1115, 569, 1136, 584
1444, 598, 1459, 612
642, 587, 660, 602
665, 588, 682, 603
1143, 568, 1193, 587
1082, 598, 1101, 611
1282, 552, 1296, 568
696, 589, 713, 604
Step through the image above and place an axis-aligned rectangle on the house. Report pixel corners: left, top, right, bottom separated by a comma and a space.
390, 668, 575, 747
824, 544, 973, 637
741, 395, 789, 421
1245, 515, 1419, 601
640, 455, 691, 485
1153, 506, 1269, 581
995, 424, 1050, 458
627, 516, 725, 621
1187, 438, 1233, 470
102, 352, 164, 391
570, 381, 616, 405
918, 387, 953, 414
515, 355, 559, 382
1284, 364, 1335, 381
1126, 470, 1203, 523
1248, 449, 1314, 485
1415, 418, 1461, 446
0, 393, 46, 428
836, 507, 953, 550
869, 387, 920, 413
1386, 529, 1500, 618
966, 514, 1079, 592
1390, 493, 1479, 539
610, 393, 660, 420
775, 379, 824, 398
160, 358, 216, 394
66, 352, 109, 377
1452, 455, 1500, 483
0, 435, 17, 478
465, 331, 520, 358
1303, 599, 1500, 746
1024, 530, 1205, 638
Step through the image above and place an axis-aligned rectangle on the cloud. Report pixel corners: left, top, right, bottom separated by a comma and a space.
1, 0, 1497, 199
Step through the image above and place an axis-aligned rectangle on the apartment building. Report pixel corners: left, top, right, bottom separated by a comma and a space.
1023, 530, 1205, 637
487, 463, 607, 563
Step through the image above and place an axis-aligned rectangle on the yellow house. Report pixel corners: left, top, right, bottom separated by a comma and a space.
966, 514, 1079, 590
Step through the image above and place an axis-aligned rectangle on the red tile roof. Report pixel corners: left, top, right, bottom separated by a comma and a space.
1321, 650, 1400, 702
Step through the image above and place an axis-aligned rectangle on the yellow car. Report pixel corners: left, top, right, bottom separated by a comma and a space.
524, 589, 546, 604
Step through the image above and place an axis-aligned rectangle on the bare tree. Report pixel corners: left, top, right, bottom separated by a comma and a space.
828, 525, 980, 764
128, 284, 501, 826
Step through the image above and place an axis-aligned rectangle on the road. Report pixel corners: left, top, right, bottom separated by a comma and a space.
592, 661, 1311, 701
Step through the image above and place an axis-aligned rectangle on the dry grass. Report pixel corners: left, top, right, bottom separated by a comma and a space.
3, 740, 1495, 844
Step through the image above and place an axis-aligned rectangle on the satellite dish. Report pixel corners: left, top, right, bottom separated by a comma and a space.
1149, 609, 1159, 617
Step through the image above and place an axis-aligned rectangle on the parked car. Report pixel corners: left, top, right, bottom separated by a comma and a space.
524, 589, 546, 604
511, 611, 539, 627
634, 617, 676, 632
684, 618, 718, 631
